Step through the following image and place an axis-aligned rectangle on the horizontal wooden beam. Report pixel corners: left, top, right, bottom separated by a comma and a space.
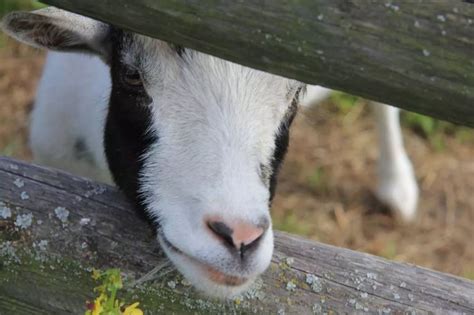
40, 0, 474, 126
0, 157, 473, 313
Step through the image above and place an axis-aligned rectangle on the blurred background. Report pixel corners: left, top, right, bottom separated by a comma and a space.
1, 1, 473, 280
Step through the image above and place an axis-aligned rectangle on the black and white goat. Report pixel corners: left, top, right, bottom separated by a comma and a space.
1, 8, 418, 298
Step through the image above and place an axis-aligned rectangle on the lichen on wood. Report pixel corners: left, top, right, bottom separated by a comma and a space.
0, 157, 473, 314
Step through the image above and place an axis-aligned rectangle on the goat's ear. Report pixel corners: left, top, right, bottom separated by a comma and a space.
1, 7, 110, 58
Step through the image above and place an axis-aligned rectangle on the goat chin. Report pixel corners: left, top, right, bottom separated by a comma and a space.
159, 236, 256, 299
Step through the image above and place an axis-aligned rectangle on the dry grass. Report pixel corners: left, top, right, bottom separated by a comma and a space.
0, 45, 473, 280
0, 41, 43, 158
274, 101, 474, 279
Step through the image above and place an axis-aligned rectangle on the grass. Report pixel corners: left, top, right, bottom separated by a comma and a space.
380, 240, 398, 260
274, 92, 474, 237
330, 91, 360, 115
462, 267, 474, 281
402, 111, 474, 150
330, 91, 473, 151
273, 211, 312, 236
306, 166, 328, 192
0, 139, 20, 156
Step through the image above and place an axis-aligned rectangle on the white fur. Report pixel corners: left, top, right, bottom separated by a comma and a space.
135, 42, 291, 295
301, 88, 419, 221
300, 85, 332, 108
30, 51, 112, 183
371, 103, 419, 222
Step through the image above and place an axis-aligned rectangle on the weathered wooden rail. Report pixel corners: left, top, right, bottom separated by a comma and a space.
1, 157, 473, 314
41, 0, 474, 126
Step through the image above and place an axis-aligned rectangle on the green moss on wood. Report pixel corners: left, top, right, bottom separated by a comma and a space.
0, 239, 265, 314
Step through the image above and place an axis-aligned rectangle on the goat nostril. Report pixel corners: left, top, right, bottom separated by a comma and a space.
206, 219, 266, 257
239, 233, 264, 259
207, 221, 235, 248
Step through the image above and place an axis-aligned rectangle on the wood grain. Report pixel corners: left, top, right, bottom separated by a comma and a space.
39, 0, 474, 126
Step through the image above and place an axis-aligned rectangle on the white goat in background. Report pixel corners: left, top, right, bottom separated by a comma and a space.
302, 86, 418, 222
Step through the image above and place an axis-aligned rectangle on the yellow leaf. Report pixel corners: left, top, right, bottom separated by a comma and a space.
92, 269, 101, 280
91, 294, 105, 315
122, 302, 143, 315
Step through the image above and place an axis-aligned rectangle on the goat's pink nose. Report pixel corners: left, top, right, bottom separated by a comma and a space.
206, 218, 268, 253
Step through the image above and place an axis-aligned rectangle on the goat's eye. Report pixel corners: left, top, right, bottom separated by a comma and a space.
123, 69, 142, 87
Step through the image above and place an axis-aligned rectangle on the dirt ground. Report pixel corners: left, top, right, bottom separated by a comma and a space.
0, 43, 473, 280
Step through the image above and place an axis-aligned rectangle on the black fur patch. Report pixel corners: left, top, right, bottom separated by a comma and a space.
104, 28, 158, 227
268, 89, 300, 202
170, 43, 186, 57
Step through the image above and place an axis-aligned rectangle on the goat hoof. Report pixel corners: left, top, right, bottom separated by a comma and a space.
375, 159, 419, 223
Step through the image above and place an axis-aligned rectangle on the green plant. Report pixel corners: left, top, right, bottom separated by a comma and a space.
380, 240, 397, 260
329, 91, 359, 114
0, 140, 19, 157
401, 111, 473, 150
307, 166, 327, 192
273, 211, 312, 236
462, 267, 474, 281
85, 268, 143, 315
328, 92, 473, 149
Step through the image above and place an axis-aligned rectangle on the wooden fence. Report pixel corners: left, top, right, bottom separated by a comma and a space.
42, 0, 474, 126
0, 158, 473, 314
